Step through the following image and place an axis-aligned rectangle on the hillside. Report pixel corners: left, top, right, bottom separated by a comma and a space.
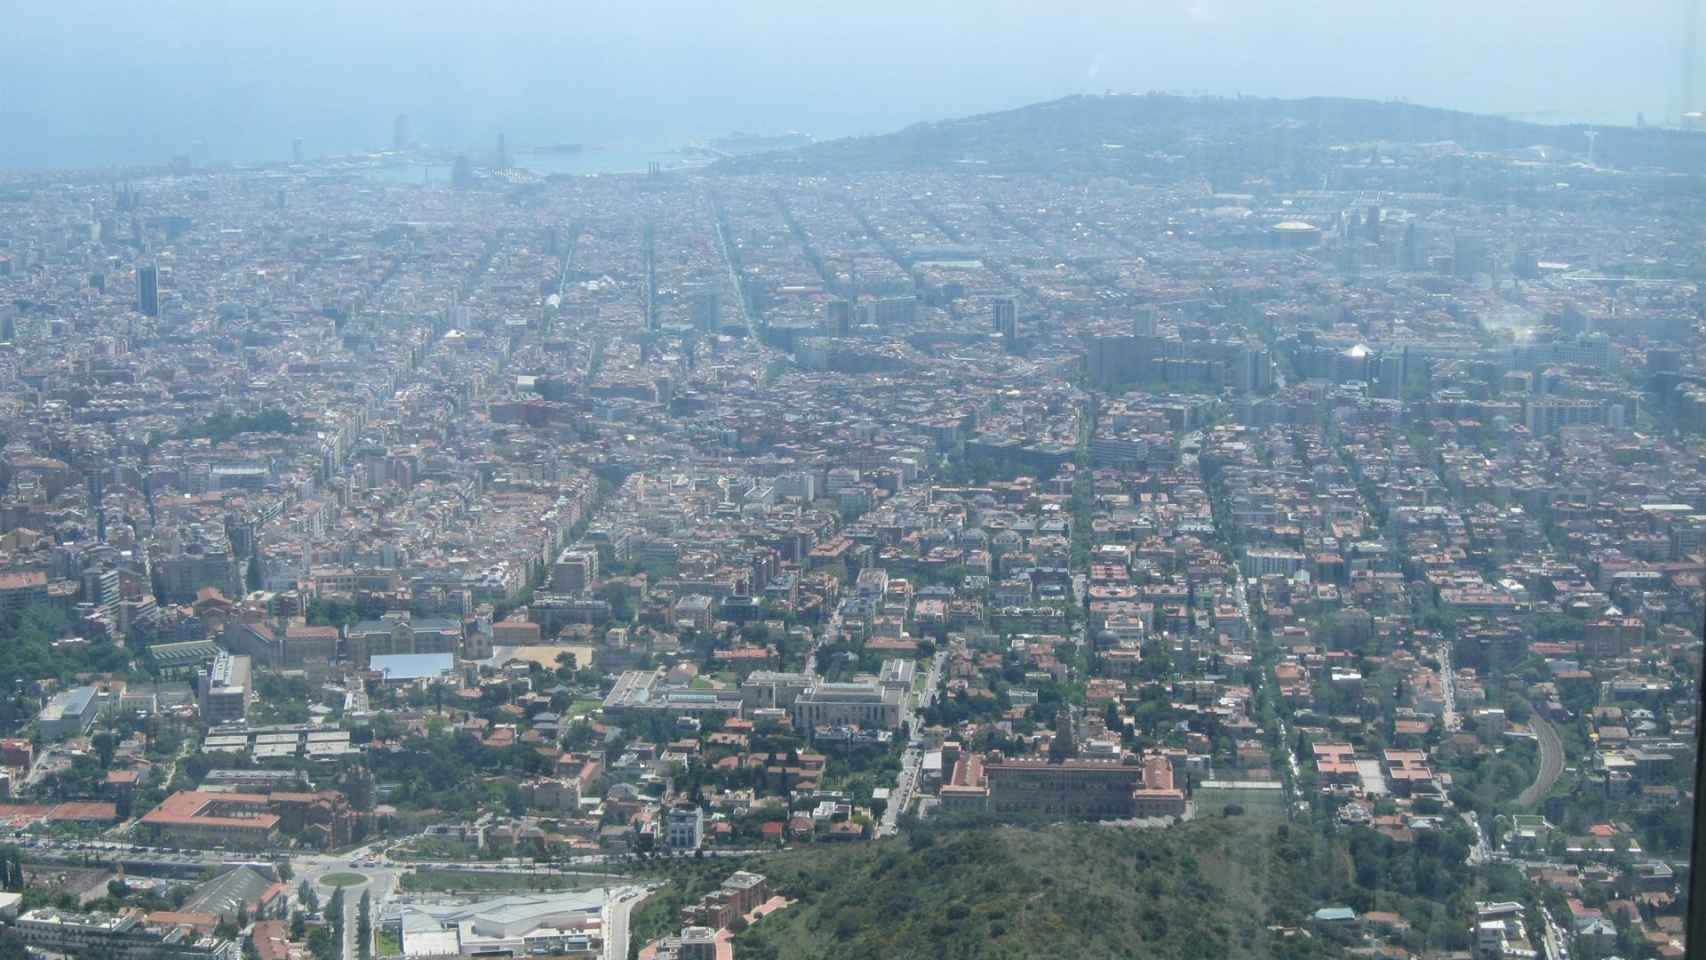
719, 93, 1706, 178
660, 816, 1469, 960
620, 814, 1506, 960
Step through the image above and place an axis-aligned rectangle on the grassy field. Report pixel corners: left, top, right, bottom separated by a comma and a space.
399, 868, 617, 895
392, 837, 478, 861
376, 931, 401, 957
1194, 783, 1290, 817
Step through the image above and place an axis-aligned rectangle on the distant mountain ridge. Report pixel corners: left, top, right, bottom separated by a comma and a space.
721, 93, 1706, 176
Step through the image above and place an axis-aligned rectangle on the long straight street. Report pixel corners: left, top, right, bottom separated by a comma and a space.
879, 647, 948, 837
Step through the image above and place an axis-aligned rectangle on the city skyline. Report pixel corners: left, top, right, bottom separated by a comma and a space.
0, 9, 1702, 960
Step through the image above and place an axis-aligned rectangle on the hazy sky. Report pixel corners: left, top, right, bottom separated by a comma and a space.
0, 0, 1696, 168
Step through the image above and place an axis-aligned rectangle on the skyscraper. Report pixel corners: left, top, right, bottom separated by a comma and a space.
687, 284, 720, 332
451, 155, 474, 190
1452, 231, 1490, 278
826, 299, 852, 337
292, 138, 303, 164
393, 114, 411, 153
138, 265, 159, 317
994, 297, 1019, 348
1132, 305, 1158, 336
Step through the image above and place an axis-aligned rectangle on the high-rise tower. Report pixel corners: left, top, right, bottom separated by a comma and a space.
993, 296, 1016, 334
138, 265, 159, 317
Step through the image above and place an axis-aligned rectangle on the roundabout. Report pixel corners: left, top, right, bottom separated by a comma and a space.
320, 872, 369, 888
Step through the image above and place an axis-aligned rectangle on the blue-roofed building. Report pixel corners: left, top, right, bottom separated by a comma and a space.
1312, 906, 1359, 930
39, 686, 102, 740
369, 653, 456, 684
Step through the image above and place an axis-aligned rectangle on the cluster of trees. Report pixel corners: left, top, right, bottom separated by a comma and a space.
624, 855, 757, 954
325, 888, 346, 960
0, 606, 134, 727
366, 728, 557, 813
935, 442, 1023, 487
38, 752, 103, 798
254, 673, 316, 724
733, 817, 1299, 960
921, 652, 1081, 737
736, 621, 800, 669
179, 409, 300, 443
920, 687, 1004, 729
1435, 736, 1537, 821
357, 891, 372, 960
815, 639, 886, 683
594, 580, 640, 623
305, 597, 378, 628
305, 921, 336, 960
80, 877, 193, 923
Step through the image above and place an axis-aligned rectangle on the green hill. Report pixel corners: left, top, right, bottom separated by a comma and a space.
718, 93, 1706, 180
715, 817, 1369, 960
630, 806, 1507, 959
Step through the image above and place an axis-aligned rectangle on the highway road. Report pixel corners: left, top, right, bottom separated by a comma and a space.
338, 880, 356, 960
602, 884, 656, 960
708, 192, 764, 345
1517, 697, 1565, 808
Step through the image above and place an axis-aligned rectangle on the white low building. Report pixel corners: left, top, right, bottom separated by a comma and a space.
393, 889, 638, 959
788, 681, 903, 730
